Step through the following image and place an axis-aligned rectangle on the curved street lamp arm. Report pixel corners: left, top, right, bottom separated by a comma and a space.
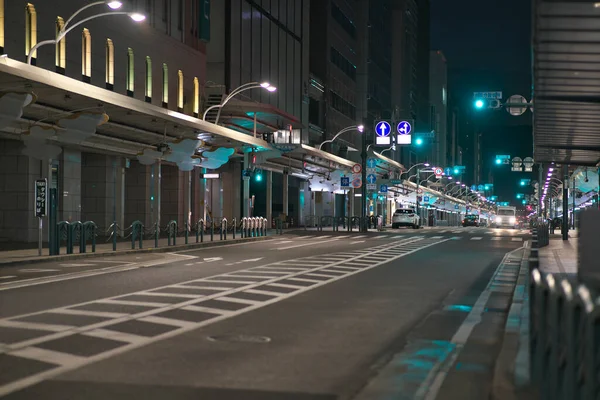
317, 126, 357, 150
27, 39, 57, 64
215, 85, 263, 125
64, 1, 105, 29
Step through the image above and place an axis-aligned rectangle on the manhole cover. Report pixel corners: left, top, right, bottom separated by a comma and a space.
207, 334, 271, 344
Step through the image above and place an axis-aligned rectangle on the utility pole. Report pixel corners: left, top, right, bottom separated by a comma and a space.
361, 130, 367, 232
416, 168, 421, 227
562, 164, 569, 241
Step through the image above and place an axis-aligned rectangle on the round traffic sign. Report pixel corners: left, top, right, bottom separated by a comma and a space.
351, 178, 362, 189
512, 157, 523, 168
375, 121, 391, 137
506, 95, 528, 116
523, 157, 534, 168
397, 121, 412, 135
434, 167, 443, 176
352, 163, 362, 174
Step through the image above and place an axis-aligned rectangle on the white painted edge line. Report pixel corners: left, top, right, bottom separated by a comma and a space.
0, 276, 16, 280
325, 266, 361, 271
138, 292, 203, 299
266, 282, 305, 289
0, 320, 74, 332
238, 270, 290, 275
96, 299, 169, 308
217, 296, 259, 305
181, 305, 233, 315
172, 237, 281, 253
10, 347, 86, 366
0, 236, 442, 397
244, 289, 284, 297
224, 274, 278, 280
286, 277, 322, 283
272, 237, 341, 250
303, 273, 337, 279
202, 279, 257, 284
47, 309, 128, 319
350, 241, 366, 244
491, 237, 502, 241
172, 285, 232, 291
139, 316, 195, 328
471, 237, 483, 240
419, 245, 525, 400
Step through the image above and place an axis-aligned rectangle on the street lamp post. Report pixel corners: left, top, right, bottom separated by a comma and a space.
203, 82, 277, 124
317, 125, 364, 150
27, 1, 145, 65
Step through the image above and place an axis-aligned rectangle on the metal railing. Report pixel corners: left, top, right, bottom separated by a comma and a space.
529, 269, 600, 399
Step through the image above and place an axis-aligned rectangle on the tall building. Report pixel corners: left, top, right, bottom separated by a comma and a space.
428, 50, 448, 167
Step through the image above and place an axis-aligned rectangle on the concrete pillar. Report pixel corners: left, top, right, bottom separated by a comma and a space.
149, 162, 161, 228
299, 181, 310, 225
266, 170, 273, 224
60, 149, 82, 222
350, 189, 355, 217
125, 161, 151, 227
282, 170, 289, 216
222, 161, 241, 222
243, 153, 250, 218
182, 170, 192, 228
209, 177, 223, 219
161, 164, 180, 225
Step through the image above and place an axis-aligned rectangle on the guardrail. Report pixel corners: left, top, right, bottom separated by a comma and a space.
529, 269, 600, 399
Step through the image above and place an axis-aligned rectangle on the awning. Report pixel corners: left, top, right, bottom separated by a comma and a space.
218, 98, 303, 134
533, 0, 600, 166
0, 57, 272, 158
372, 151, 405, 172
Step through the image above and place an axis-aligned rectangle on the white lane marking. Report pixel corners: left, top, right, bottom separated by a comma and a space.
138, 292, 202, 299
350, 241, 366, 244
203, 257, 223, 262
0, 236, 441, 396
419, 246, 524, 400
244, 270, 291, 275
272, 237, 341, 250
10, 347, 86, 366
272, 240, 294, 244
92, 260, 132, 264
172, 285, 232, 291
181, 305, 232, 315
257, 266, 308, 271
352, 235, 368, 239
244, 289, 284, 297
286, 277, 322, 283
328, 266, 361, 271
19, 269, 60, 273
139, 316, 195, 329
81, 329, 146, 344
297, 236, 314, 239
0, 320, 73, 332
226, 257, 265, 266
471, 237, 483, 240
48, 309, 128, 319
217, 296, 259, 305
203, 279, 256, 284
512, 237, 523, 242
267, 282, 304, 289
166, 253, 199, 259
491, 237, 502, 241
58, 263, 95, 268
450, 236, 462, 240
303, 273, 336, 279
430, 236, 444, 239
224, 274, 277, 279
97, 299, 169, 308
185, 263, 195, 266
0, 276, 16, 280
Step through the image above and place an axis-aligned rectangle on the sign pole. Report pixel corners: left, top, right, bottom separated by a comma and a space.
361, 131, 367, 232
38, 217, 42, 256
34, 178, 48, 256
416, 168, 420, 228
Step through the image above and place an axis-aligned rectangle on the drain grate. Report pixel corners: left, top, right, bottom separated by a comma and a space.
207, 334, 271, 344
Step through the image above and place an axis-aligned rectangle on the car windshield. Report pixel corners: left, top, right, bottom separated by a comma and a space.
465, 215, 478, 220
498, 209, 514, 216
395, 209, 414, 214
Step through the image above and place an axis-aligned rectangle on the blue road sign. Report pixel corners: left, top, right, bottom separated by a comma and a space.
397, 121, 412, 135
380, 184, 388, 193
375, 121, 391, 137
423, 196, 430, 203
455, 205, 459, 210
471, 185, 477, 191
341, 177, 350, 187
367, 158, 377, 168
367, 174, 377, 184
477, 184, 484, 191
444, 167, 452, 176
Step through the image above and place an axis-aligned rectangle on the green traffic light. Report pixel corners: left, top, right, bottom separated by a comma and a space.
415, 138, 424, 146
453, 168, 459, 174
475, 99, 484, 109
520, 181, 526, 186
495, 159, 502, 165
255, 171, 263, 182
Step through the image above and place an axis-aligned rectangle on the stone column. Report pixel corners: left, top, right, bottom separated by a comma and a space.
282, 170, 289, 217
60, 149, 82, 222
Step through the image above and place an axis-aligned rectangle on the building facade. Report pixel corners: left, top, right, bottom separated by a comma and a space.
428, 50, 447, 167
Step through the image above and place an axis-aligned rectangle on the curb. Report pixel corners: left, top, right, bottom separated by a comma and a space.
491, 244, 533, 400
0, 236, 275, 267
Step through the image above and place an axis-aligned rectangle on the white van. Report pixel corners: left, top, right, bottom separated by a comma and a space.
392, 208, 420, 229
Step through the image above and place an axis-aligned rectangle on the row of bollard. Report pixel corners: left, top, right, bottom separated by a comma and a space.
529, 269, 600, 400
241, 217, 268, 237
312, 216, 375, 232
55, 221, 97, 255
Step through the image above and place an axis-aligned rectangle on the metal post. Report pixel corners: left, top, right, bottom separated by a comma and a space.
562, 165, 569, 241
416, 168, 420, 228
113, 159, 117, 251
360, 130, 367, 232
538, 163, 543, 218
572, 178, 576, 229
38, 217, 42, 256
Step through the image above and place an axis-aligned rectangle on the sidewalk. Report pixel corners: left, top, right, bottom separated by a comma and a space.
0, 233, 274, 266
538, 230, 578, 282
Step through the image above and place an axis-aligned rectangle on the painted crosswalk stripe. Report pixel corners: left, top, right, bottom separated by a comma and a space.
0, 276, 16, 280
218, 296, 260, 305
491, 237, 502, 241
10, 346, 86, 366
181, 305, 233, 315
378, 235, 388, 239
0, 320, 74, 332
48, 309, 128, 319
471, 237, 483, 241
511, 237, 523, 242
350, 241, 365, 244
138, 291, 202, 299
244, 289, 285, 297
98, 299, 169, 308
266, 282, 304, 289
82, 328, 147, 344
431, 236, 444, 239
286, 277, 322, 284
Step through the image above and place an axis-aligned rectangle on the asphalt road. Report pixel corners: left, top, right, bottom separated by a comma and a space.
0, 227, 529, 399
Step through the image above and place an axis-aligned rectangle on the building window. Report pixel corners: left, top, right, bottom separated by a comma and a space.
193, 77, 199, 116
81, 28, 91, 81
162, 63, 168, 106
55, 17, 66, 72
330, 47, 356, 81
145, 56, 152, 102
25, 3, 37, 61
331, 3, 356, 39
330, 91, 356, 120
105, 38, 114, 88
162, 0, 168, 22
126, 48, 134, 96
0, 0, 5, 53
177, 0, 183, 30
177, 70, 184, 110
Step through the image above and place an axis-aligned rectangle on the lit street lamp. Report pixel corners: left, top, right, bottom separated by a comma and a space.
204, 82, 277, 124
27, 1, 145, 65
317, 125, 364, 150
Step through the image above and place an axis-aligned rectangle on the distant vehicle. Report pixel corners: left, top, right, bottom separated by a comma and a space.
462, 214, 480, 227
392, 208, 420, 229
494, 206, 517, 228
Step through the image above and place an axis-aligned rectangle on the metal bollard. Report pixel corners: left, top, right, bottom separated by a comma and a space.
241, 217, 246, 238
185, 222, 189, 244
222, 218, 228, 240
232, 218, 236, 239
210, 221, 214, 241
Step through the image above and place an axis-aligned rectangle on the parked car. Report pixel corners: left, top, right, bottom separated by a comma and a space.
392, 208, 420, 229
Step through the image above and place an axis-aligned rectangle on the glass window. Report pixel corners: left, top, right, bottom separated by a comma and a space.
330, 47, 356, 81
145, 56, 153, 99
241, 1, 252, 85
395, 209, 414, 215
278, 28, 286, 111
261, 17, 271, 105
105, 39, 114, 86
251, 6, 261, 94
498, 209, 514, 216
55, 17, 66, 70
177, 70, 184, 110
331, 3, 356, 38
269, 24, 279, 108
287, 34, 294, 114
193, 77, 199, 115
81, 28, 91, 78
126, 48, 134, 94
330, 91, 355, 119
25, 3, 37, 60
162, 63, 169, 105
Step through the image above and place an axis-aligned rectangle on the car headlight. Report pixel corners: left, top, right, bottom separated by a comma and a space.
509, 217, 516, 224
496, 217, 502, 223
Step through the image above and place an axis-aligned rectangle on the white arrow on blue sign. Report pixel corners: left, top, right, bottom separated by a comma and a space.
375, 121, 391, 137
397, 121, 412, 135
367, 158, 377, 168
367, 174, 377, 184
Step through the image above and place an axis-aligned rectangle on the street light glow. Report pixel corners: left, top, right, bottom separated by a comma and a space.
424, 163, 430, 167
357, 125, 364, 133
266, 86, 277, 92
475, 99, 484, 109
106, 1, 123, 9
495, 158, 502, 165
129, 12, 146, 22
260, 82, 271, 88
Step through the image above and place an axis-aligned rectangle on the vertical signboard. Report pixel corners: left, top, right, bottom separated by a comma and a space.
35, 179, 47, 256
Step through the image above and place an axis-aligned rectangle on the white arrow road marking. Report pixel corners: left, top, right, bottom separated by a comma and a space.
204, 257, 223, 262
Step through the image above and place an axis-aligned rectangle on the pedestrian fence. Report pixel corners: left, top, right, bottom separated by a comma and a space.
529, 222, 550, 269
529, 268, 600, 400
51, 216, 271, 255
304, 215, 381, 232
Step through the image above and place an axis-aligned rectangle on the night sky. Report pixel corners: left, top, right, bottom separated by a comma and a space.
431, 0, 533, 204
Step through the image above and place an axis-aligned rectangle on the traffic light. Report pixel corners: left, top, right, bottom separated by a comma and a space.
255, 170, 263, 182
495, 158, 502, 165
484, 184, 490, 190
520, 180, 526, 186
415, 137, 424, 146
475, 99, 484, 109
453, 168, 460, 175
474, 98, 501, 110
